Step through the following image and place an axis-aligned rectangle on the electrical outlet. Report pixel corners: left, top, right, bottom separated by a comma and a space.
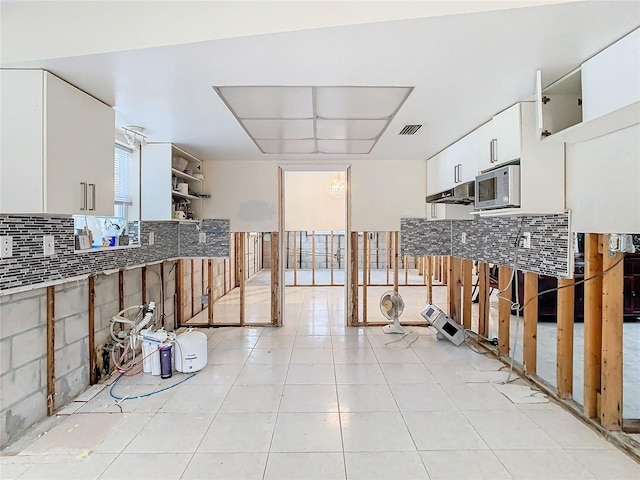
1, 236, 13, 258
461, 232, 467, 244
201, 294, 208, 304
520, 232, 531, 249
43, 235, 54, 256
199, 232, 206, 243
148, 231, 155, 245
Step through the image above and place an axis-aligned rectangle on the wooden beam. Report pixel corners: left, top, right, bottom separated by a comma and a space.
393, 231, 399, 294
523, 272, 538, 375
584, 233, 603, 418
141, 266, 147, 304
160, 262, 166, 328
498, 266, 512, 356
426, 256, 433, 304
312, 231, 316, 285
271, 232, 281, 326
88, 276, 96, 385
447, 257, 462, 323
330, 231, 334, 285
601, 245, 624, 430
386, 232, 391, 285
478, 262, 489, 337
293, 230, 298, 285
363, 232, 368, 325
557, 277, 575, 399
325, 232, 329, 269
208, 259, 215, 325
46, 286, 55, 416
176, 259, 184, 327
239, 232, 246, 326
118, 270, 124, 312
462, 259, 473, 330
404, 253, 409, 285
350, 231, 359, 326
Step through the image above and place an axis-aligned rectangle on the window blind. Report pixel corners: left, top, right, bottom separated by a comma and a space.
114, 144, 134, 205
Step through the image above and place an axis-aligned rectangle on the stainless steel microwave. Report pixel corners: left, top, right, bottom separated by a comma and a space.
474, 164, 521, 210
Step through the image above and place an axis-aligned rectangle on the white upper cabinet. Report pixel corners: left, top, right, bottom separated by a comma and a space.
0, 70, 115, 216
426, 151, 447, 195
581, 28, 640, 123
478, 103, 522, 172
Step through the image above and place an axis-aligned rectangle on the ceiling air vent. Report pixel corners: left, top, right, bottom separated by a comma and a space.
398, 124, 422, 135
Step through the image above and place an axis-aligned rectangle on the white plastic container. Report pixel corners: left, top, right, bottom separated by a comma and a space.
174, 330, 207, 373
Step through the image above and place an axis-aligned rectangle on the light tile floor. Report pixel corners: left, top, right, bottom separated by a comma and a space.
2, 285, 639, 479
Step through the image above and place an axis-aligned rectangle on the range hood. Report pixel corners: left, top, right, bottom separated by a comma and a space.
425, 181, 475, 205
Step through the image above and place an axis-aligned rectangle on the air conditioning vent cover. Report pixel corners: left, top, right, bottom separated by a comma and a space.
398, 124, 422, 135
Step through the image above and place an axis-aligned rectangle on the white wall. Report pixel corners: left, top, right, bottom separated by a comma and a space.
203, 159, 426, 232
284, 171, 346, 231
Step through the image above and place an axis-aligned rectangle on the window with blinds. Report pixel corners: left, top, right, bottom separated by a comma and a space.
114, 144, 138, 219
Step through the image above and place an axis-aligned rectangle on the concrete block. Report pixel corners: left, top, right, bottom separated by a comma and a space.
55, 281, 88, 320
98, 300, 120, 332
54, 365, 88, 409
95, 272, 118, 307
11, 326, 46, 368
64, 313, 89, 345
54, 318, 65, 351
1, 389, 47, 449
0, 359, 43, 408
0, 338, 11, 376
0, 294, 42, 339
124, 294, 142, 311
124, 269, 141, 297
94, 327, 111, 347
55, 338, 87, 378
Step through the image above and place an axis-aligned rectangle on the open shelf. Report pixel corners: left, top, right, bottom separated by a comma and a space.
171, 190, 201, 201
171, 168, 201, 182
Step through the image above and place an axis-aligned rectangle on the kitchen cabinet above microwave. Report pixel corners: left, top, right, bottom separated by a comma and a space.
477, 103, 523, 173
472, 102, 565, 217
0, 69, 115, 216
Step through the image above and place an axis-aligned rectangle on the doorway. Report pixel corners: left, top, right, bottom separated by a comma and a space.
279, 166, 351, 327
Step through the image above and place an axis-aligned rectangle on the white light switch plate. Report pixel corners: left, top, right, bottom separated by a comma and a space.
43, 235, 54, 256
199, 232, 206, 243
148, 231, 155, 245
1, 236, 13, 258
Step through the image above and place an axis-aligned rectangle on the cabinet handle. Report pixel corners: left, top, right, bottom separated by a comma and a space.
80, 182, 87, 210
431, 204, 437, 218
88, 184, 96, 211
455, 164, 461, 183
490, 139, 498, 163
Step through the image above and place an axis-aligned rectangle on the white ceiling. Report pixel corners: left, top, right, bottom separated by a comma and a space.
2, 1, 639, 162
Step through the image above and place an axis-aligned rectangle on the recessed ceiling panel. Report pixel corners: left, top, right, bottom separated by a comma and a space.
315, 86, 412, 119
316, 119, 388, 140
318, 139, 375, 154
255, 139, 316, 154
216, 86, 313, 119
243, 119, 314, 139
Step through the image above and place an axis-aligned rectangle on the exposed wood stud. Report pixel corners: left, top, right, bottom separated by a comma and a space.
523, 272, 539, 375
239, 232, 246, 326
208, 259, 214, 325
46, 286, 55, 416
338, 234, 342, 269
376, 233, 380, 269
557, 277, 575, 399
330, 231, 335, 285
386, 232, 391, 285
141, 266, 147, 304
448, 257, 462, 323
498, 266, 512, 356
325, 232, 329, 269
478, 262, 489, 337
88, 276, 96, 385
393, 231, 399, 294
293, 230, 298, 285
312, 231, 316, 285
118, 270, 124, 312
350, 231, 359, 326
160, 262, 166, 328
176, 260, 184, 327
462, 259, 473, 330
363, 231, 368, 325
601, 244, 624, 430
404, 253, 409, 285
584, 233, 603, 418
271, 232, 281, 325
426, 256, 433, 303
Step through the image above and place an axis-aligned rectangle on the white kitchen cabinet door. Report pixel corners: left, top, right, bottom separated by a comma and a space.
426, 202, 473, 221
582, 28, 640, 123
426, 151, 447, 195
45, 73, 115, 216
491, 103, 522, 167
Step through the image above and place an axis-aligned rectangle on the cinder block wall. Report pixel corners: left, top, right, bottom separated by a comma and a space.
0, 288, 48, 447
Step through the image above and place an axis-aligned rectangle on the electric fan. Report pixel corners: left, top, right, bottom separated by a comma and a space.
380, 290, 405, 334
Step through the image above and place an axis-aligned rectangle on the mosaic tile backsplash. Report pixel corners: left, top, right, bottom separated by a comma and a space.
401, 213, 571, 278
0, 216, 231, 291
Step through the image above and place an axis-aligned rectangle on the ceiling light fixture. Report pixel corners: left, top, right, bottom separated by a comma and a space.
213, 86, 413, 155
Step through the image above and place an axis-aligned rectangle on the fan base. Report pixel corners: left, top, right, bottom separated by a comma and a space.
382, 323, 405, 334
